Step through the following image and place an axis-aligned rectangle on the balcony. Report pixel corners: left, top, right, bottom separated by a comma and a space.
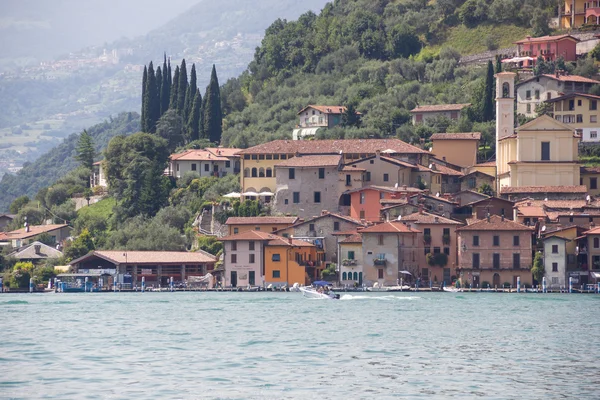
373, 258, 387, 266
342, 259, 358, 267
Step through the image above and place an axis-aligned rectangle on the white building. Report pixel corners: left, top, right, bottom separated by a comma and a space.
543, 236, 570, 289
168, 148, 241, 178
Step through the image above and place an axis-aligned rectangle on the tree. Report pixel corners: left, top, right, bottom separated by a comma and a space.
143, 62, 160, 133
386, 25, 421, 59
495, 56, 502, 73
341, 103, 361, 128
141, 65, 148, 132
156, 109, 186, 152
573, 56, 598, 78
177, 59, 188, 112
64, 228, 95, 262
185, 64, 197, 121
531, 252, 544, 283
203, 64, 223, 144
160, 54, 170, 116
9, 195, 30, 214
75, 129, 95, 171
170, 65, 180, 110
187, 89, 202, 142
156, 66, 163, 114
482, 60, 494, 122
197, 235, 223, 255
478, 183, 494, 196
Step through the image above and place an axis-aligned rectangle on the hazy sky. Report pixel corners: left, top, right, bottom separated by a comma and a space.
1, 0, 202, 59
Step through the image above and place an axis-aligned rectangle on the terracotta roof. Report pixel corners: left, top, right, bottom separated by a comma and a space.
462, 170, 495, 179
170, 149, 228, 161
220, 230, 313, 247
584, 226, 600, 235
542, 74, 600, 84
340, 233, 363, 244
545, 92, 600, 103
0, 224, 70, 241
274, 155, 341, 168
432, 163, 464, 177
8, 241, 64, 260
430, 132, 481, 141
275, 212, 365, 233
500, 186, 588, 194
237, 139, 428, 155
345, 185, 423, 194
474, 161, 496, 167
410, 194, 458, 205
516, 206, 547, 218
72, 250, 217, 265
341, 165, 366, 172
93, 161, 103, 166
514, 199, 589, 209
205, 147, 242, 157
581, 166, 600, 174
297, 105, 361, 115
225, 216, 300, 225
410, 103, 471, 113
463, 196, 514, 207
378, 156, 417, 169
358, 221, 420, 234
514, 34, 579, 44
457, 215, 533, 231
401, 211, 462, 225
380, 198, 409, 205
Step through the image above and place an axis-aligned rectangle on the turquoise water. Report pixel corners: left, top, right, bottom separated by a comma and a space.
1, 292, 599, 399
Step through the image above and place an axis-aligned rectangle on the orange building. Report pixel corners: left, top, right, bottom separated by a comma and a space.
347, 186, 423, 222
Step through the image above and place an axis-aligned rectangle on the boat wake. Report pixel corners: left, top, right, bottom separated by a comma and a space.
340, 294, 421, 301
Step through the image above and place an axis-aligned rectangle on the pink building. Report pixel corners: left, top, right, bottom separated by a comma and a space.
514, 35, 579, 68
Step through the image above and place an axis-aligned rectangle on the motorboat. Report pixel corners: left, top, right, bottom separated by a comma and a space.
299, 281, 339, 299
442, 286, 463, 293
366, 282, 410, 292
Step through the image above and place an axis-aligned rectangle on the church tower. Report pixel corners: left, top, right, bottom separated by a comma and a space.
495, 72, 516, 188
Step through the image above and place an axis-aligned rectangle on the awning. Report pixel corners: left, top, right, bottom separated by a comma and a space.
242, 191, 259, 197
258, 191, 274, 196
399, 270, 412, 275
222, 192, 241, 198
292, 127, 321, 140
501, 56, 534, 63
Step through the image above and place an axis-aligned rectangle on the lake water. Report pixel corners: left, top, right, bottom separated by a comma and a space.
1, 292, 599, 399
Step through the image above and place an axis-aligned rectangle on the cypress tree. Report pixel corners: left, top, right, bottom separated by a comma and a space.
495, 56, 502, 74
161, 53, 170, 116
184, 63, 197, 121
156, 65, 163, 113
75, 129, 95, 171
187, 89, 202, 142
482, 60, 494, 122
170, 65, 180, 110
144, 62, 160, 133
167, 58, 172, 90
177, 59, 188, 112
203, 64, 223, 144
141, 65, 148, 132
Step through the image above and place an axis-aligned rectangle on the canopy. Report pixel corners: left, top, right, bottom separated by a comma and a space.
501, 56, 534, 63
222, 192, 241, 198
259, 191, 274, 196
312, 280, 331, 286
242, 191, 259, 197
399, 270, 412, 275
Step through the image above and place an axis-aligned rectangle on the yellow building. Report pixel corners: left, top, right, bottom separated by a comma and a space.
559, 0, 599, 28
430, 132, 480, 168
580, 166, 600, 196
495, 73, 581, 193
225, 216, 300, 235
547, 93, 600, 143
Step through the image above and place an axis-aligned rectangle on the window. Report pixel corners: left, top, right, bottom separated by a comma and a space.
433, 247, 441, 254
360, 193, 365, 204
360, 210, 365, 219
251, 168, 257, 177
591, 177, 598, 190
348, 251, 355, 260
255, 226, 260, 231
444, 247, 450, 255
577, 114, 583, 123
535, 90, 540, 100
594, 237, 599, 248
380, 192, 385, 200
191, 163, 197, 171
493, 253, 500, 269
383, 173, 389, 182
289, 168, 295, 179
578, 99, 582, 107
591, 131, 598, 139
204, 164, 209, 172
443, 228, 450, 236
473, 253, 480, 269
274, 154, 280, 160
225, 161, 231, 168
318, 168, 325, 179
176, 163, 179, 172
513, 253, 520, 268
266, 168, 272, 177
378, 235, 384, 245
333, 222, 340, 231
293, 192, 300, 203
468, 177, 476, 189
249, 241, 255, 251
259, 155, 265, 160
272, 270, 280, 278
272, 254, 281, 262
346, 175, 351, 186
281, 154, 287, 160
424, 247, 431, 255
259, 168, 265, 177
551, 244, 559, 254
473, 236, 479, 246
284, 199, 288, 205
365, 171, 371, 181
526, 90, 531, 100
378, 269, 384, 279
233, 228, 239, 234
493, 235, 500, 246
231, 242, 237, 251
526, 104, 531, 113
244, 168, 249, 177
591, 100, 598, 111
552, 262, 558, 272
569, 99, 575, 111
422, 268, 429, 279
424, 228, 431, 236
309, 224, 315, 232
314, 192, 321, 203
231, 254, 237, 263
541, 142, 550, 161
249, 254, 255, 263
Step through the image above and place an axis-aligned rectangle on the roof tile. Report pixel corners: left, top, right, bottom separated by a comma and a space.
225, 217, 300, 225
457, 215, 533, 231
410, 103, 471, 113
430, 132, 481, 140
236, 139, 428, 155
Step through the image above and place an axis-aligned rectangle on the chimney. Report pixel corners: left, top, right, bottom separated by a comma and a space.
419, 204, 424, 214
288, 237, 292, 245
442, 156, 446, 161
487, 213, 491, 222
434, 216, 439, 223
375, 150, 381, 159
25, 225, 29, 233
34, 244, 41, 254
501, 214, 505, 222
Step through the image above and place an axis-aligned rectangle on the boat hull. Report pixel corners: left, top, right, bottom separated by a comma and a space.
299, 287, 339, 299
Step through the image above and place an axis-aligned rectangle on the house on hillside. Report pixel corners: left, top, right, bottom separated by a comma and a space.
293, 105, 361, 140
516, 74, 600, 119
559, 1, 600, 28
0, 214, 15, 232
225, 216, 300, 235
410, 103, 471, 125
546, 93, 600, 142
0, 224, 71, 248
430, 133, 481, 168
168, 148, 241, 178
8, 241, 63, 263
91, 161, 107, 189
513, 35, 579, 68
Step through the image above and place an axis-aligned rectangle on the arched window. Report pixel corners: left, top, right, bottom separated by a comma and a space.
251, 168, 257, 177
342, 272, 347, 280
353, 272, 358, 281
502, 82, 510, 98
266, 168, 272, 178
594, 237, 599, 248
244, 168, 250, 178
259, 168, 265, 177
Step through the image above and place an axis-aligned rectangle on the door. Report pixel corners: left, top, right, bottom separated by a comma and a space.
513, 275, 519, 288
472, 275, 479, 288
359, 272, 363, 285
231, 271, 237, 288
249, 271, 255, 286
493, 273, 500, 288
443, 268, 451, 284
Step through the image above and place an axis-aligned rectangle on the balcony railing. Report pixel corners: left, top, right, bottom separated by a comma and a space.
374, 258, 387, 266
342, 259, 358, 266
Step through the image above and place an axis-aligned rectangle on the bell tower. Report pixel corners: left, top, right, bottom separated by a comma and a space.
495, 72, 516, 142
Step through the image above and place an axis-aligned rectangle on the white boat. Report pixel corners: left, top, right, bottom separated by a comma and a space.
299, 287, 339, 299
366, 282, 410, 292
442, 287, 463, 293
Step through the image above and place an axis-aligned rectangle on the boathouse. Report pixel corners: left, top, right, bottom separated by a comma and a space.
70, 250, 217, 287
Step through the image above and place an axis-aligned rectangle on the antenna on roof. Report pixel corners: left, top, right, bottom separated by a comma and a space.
541, 225, 547, 232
